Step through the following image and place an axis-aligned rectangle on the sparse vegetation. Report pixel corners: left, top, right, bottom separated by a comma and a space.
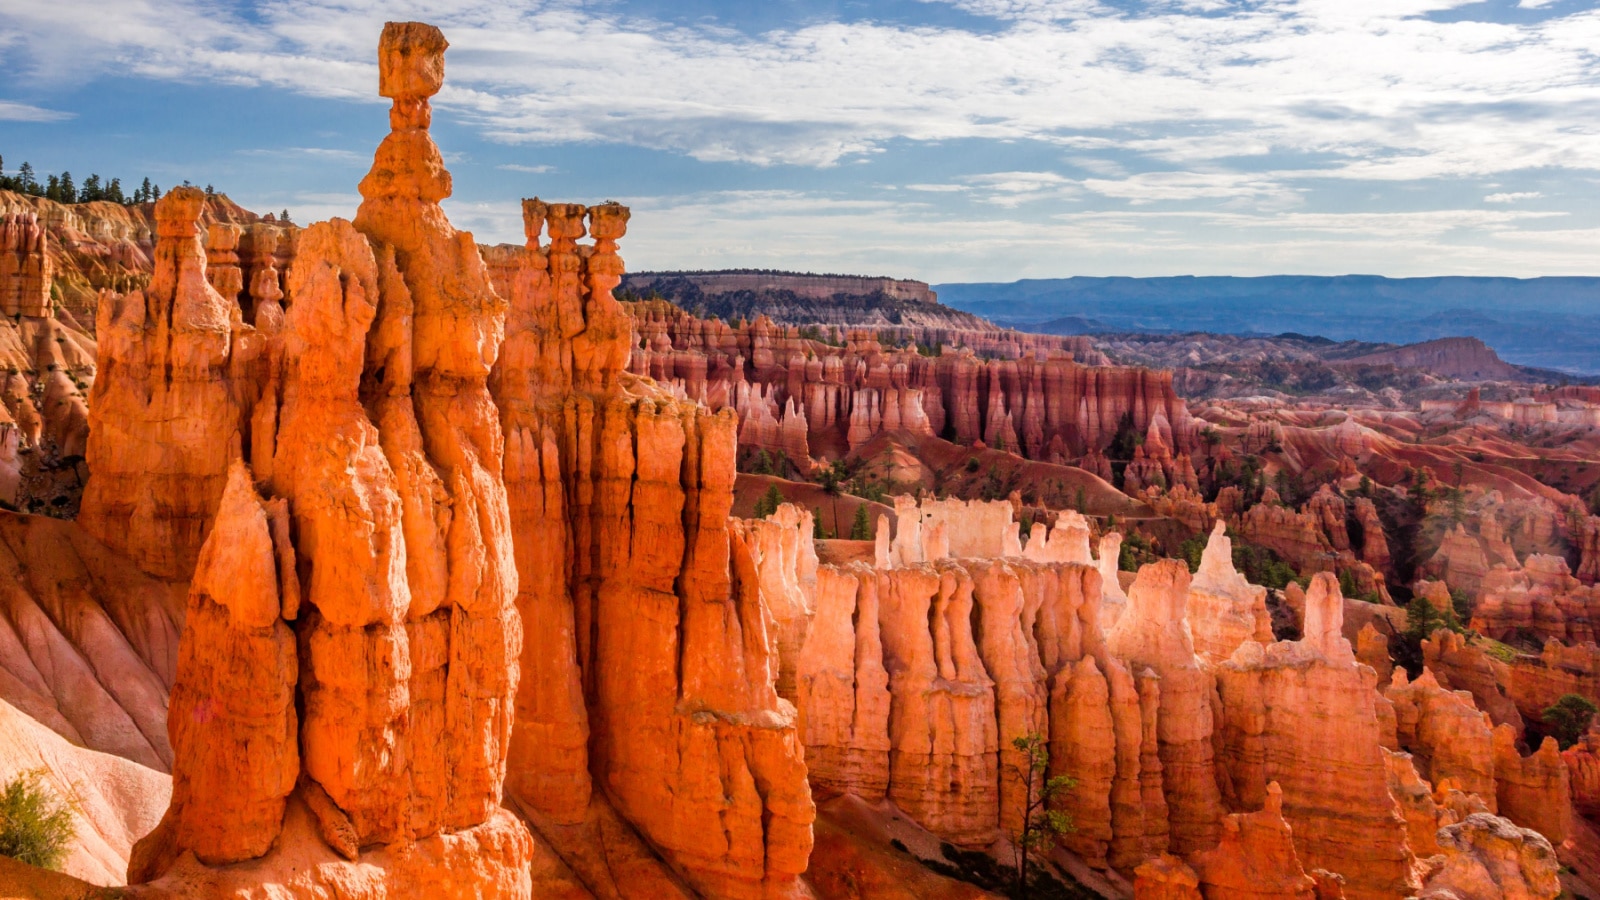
1543, 694, 1598, 750
849, 504, 873, 541
753, 484, 786, 519
0, 770, 75, 871
1006, 733, 1075, 899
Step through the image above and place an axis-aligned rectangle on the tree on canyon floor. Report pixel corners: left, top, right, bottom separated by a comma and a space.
0, 770, 74, 871
1008, 732, 1075, 899
753, 484, 787, 519
849, 503, 873, 540
1544, 694, 1599, 750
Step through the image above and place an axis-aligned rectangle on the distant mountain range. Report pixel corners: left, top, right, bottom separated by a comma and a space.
933, 275, 1600, 375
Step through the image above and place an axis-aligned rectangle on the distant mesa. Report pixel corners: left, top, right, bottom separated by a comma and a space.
620, 268, 985, 330
1335, 336, 1525, 382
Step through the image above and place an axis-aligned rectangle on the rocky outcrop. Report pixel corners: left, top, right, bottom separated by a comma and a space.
624, 298, 1187, 465
1107, 559, 1222, 856
1415, 813, 1561, 900
1491, 726, 1571, 845
126, 22, 532, 897
1186, 521, 1273, 661
1340, 337, 1525, 382
0, 209, 51, 317
0, 511, 181, 770
1383, 668, 1497, 810
1578, 514, 1600, 585
489, 195, 814, 896
78, 186, 261, 582
1187, 783, 1331, 899
1471, 555, 1600, 645
1421, 630, 1524, 733
1213, 573, 1416, 900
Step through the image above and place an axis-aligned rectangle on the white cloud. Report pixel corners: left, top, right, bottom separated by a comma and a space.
0, 100, 72, 122
497, 163, 555, 174
3, 0, 1598, 177
1484, 191, 1543, 203
239, 147, 363, 161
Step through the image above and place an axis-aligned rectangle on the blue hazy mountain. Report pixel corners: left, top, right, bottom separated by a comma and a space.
934, 275, 1600, 375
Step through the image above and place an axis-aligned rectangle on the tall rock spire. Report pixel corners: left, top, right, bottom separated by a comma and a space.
129, 23, 533, 897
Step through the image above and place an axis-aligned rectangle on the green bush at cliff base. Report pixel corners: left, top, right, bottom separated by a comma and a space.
0, 770, 75, 870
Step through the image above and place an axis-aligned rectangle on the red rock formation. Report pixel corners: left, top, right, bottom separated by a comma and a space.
1234, 494, 1336, 576
1471, 555, 1600, 645
490, 194, 814, 897
877, 562, 999, 844
798, 563, 891, 800
150, 462, 297, 867
127, 23, 533, 897
78, 186, 262, 581
1107, 559, 1222, 856
0, 511, 181, 771
1213, 573, 1417, 900
1383, 668, 1497, 809
1492, 726, 1571, 845
624, 299, 1190, 464
1562, 729, 1600, 819
1133, 854, 1201, 899
1421, 630, 1524, 733
1186, 521, 1273, 661
1187, 783, 1324, 899
1415, 813, 1561, 900
1578, 514, 1600, 585
1352, 497, 1391, 574
0, 209, 51, 317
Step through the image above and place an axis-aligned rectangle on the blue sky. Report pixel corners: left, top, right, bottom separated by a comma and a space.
2, 0, 1599, 282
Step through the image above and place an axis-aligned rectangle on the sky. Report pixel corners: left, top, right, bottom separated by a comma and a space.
2, 0, 1599, 283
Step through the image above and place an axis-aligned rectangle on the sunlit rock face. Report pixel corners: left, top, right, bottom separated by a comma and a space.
122, 22, 533, 898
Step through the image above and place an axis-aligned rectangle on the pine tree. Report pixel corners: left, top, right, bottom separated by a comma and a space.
151, 184, 161, 201
138, 178, 153, 203
58, 172, 74, 203
79, 174, 101, 202
107, 178, 125, 204
280, 209, 292, 224
1007, 733, 1075, 898
849, 504, 873, 540
812, 509, 827, 541
753, 484, 786, 519
44, 175, 60, 203
19, 162, 36, 194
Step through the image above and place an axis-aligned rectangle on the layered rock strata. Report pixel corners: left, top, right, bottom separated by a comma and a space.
1213, 573, 1417, 899
124, 22, 532, 897
620, 298, 1191, 465
489, 201, 814, 895
78, 186, 261, 581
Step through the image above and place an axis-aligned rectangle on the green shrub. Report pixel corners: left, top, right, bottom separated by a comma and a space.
0, 770, 75, 870
850, 504, 873, 541
1544, 694, 1598, 750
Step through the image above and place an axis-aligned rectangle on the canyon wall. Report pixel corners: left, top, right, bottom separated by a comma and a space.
622, 299, 1186, 467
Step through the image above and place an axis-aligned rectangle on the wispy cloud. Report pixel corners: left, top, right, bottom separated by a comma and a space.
1484, 191, 1543, 203
0, 100, 72, 122
239, 146, 363, 161
5, 0, 1600, 177
497, 163, 555, 174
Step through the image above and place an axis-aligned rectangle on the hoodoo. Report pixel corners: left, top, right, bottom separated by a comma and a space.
0, 15, 1594, 900
121, 22, 533, 897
